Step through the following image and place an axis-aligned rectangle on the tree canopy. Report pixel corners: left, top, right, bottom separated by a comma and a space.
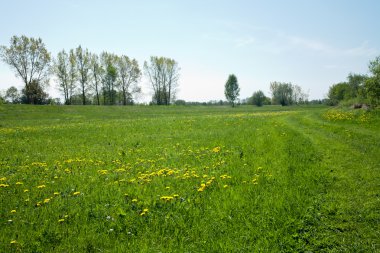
224, 74, 240, 107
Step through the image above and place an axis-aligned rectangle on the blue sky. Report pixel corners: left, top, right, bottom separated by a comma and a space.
1, 0, 379, 102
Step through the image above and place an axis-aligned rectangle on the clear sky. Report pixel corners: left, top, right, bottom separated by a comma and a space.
1, 0, 379, 102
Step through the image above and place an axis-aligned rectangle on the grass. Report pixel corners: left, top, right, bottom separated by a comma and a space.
0, 104, 379, 252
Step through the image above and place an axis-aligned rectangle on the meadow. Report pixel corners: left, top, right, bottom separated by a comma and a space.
0, 104, 379, 252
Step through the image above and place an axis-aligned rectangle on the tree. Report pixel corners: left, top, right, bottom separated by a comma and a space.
75, 45, 91, 105
292, 84, 309, 104
54, 50, 70, 104
224, 74, 240, 107
365, 56, 380, 106
21, 79, 48, 104
5, 86, 20, 103
327, 82, 351, 105
116, 55, 141, 105
101, 52, 118, 105
0, 35, 51, 104
270, 82, 293, 106
251, 90, 266, 106
144, 56, 180, 105
90, 53, 103, 105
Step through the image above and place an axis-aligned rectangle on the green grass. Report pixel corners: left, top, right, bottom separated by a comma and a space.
0, 104, 379, 252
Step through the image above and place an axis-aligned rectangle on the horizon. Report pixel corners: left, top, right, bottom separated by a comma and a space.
1, 0, 379, 102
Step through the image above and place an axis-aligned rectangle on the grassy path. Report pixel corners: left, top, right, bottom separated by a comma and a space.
282, 109, 380, 252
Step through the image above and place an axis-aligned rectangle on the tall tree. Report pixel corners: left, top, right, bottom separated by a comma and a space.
75, 46, 91, 105
54, 50, 70, 104
224, 74, 240, 107
0, 35, 51, 104
101, 52, 118, 105
90, 53, 103, 105
67, 49, 77, 105
116, 55, 141, 105
144, 56, 179, 105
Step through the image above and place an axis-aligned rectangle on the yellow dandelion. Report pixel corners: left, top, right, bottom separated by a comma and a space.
0, 183, 9, 188
73, 191, 80, 196
131, 198, 138, 202
54, 192, 60, 196
0, 177, 7, 181
37, 185, 46, 189
10, 210, 16, 213
212, 146, 221, 153
10, 240, 17, 244
24, 189, 29, 193
16, 182, 23, 185
223, 185, 228, 188
36, 202, 41, 207
58, 219, 65, 223
44, 198, 50, 203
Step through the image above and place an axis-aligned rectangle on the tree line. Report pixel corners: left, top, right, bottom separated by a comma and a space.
326, 56, 380, 107
0, 35, 179, 105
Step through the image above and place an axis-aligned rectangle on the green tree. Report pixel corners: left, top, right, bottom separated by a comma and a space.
144, 56, 180, 105
5, 86, 20, 104
90, 53, 103, 105
270, 82, 293, 106
21, 79, 48, 104
224, 74, 240, 107
0, 35, 51, 104
75, 45, 91, 105
364, 56, 380, 106
116, 55, 141, 105
101, 52, 118, 105
251, 90, 266, 106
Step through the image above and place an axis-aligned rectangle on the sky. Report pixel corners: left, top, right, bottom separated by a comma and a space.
1, 0, 379, 102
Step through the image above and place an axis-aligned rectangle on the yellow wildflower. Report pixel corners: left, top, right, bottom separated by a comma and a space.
24, 189, 29, 193
16, 182, 23, 185
0, 183, 9, 187
54, 192, 60, 196
58, 219, 65, 223
10, 240, 17, 244
37, 185, 46, 189
10, 210, 16, 213
44, 198, 50, 203
131, 198, 138, 202
212, 147, 221, 153
73, 191, 80, 196
0, 177, 6, 181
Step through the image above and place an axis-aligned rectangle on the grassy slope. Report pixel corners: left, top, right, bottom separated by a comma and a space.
0, 105, 378, 252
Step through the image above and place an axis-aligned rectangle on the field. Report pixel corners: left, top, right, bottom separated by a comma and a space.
0, 104, 379, 252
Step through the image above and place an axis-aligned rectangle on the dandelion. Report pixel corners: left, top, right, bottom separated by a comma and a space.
140, 208, 149, 216
54, 192, 60, 196
10, 240, 17, 244
160, 196, 174, 201
24, 189, 29, 193
73, 191, 80, 196
0, 177, 6, 181
10, 210, 16, 213
44, 198, 50, 204
132, 198, 138, 202
197, 183, 206, 192
223, 185, 228, 188
58, 219, 65, 223
36, 202, 41, 207
212, 146, 221, 153
15, 182, 23, 185
37, 185, 46, 189
165, 186, 170, 189
0, 183, 9, 187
